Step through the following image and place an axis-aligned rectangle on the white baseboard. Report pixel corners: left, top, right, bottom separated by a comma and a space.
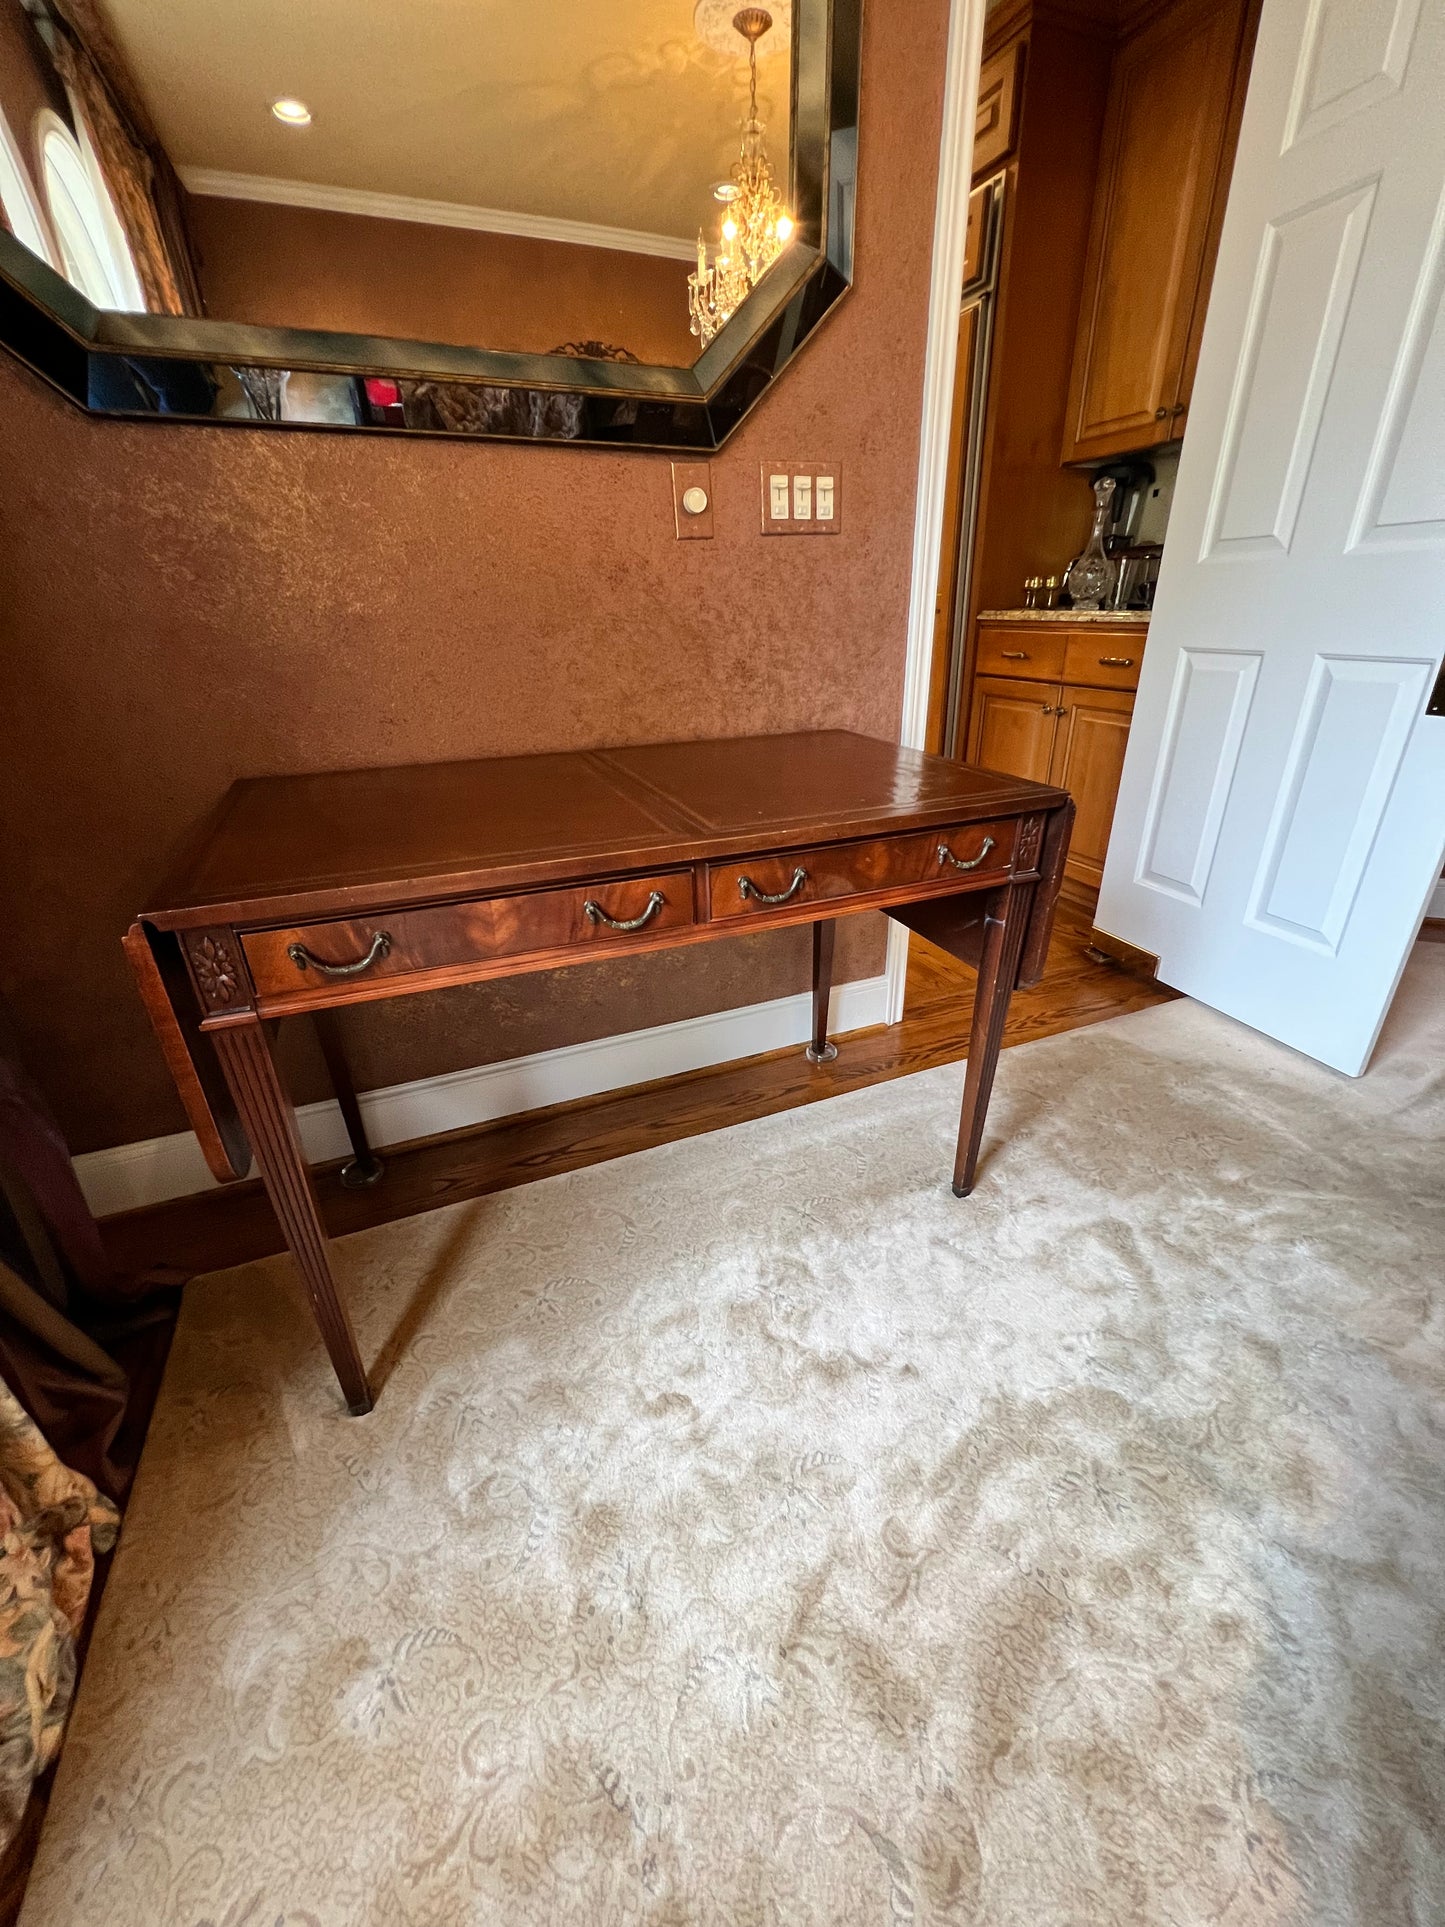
73, 974, 891, 1220
1430, 877, 1445, 920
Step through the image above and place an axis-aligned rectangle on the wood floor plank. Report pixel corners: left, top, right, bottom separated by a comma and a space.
102, 905, 1176, 1283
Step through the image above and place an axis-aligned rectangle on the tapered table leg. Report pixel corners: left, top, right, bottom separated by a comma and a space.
806, 918, 838, 1064
952, 882, 1033, 1198
211, 1016, 374, 1415
311, 1009, 384, 1189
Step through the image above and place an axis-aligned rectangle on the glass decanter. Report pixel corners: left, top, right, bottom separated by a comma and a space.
1063, 475, 1118, 611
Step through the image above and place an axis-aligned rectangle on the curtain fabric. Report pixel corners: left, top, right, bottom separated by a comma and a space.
0, 1005, 176, 1505
0, 1008, 178, 1914
0, 1379, 117, 1859
46, 25, 185, 315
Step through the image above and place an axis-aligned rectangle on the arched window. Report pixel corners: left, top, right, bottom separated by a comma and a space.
37, 108, 143, 310
0, 106, 54, 266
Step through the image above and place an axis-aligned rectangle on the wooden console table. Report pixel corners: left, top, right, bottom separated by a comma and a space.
125, 732, 1072, 1414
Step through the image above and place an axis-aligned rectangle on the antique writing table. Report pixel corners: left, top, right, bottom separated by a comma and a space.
126, 732, 1072, 1415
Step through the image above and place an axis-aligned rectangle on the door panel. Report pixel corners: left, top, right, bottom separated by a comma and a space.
1099, 0, 1445, 1075
1049, 686, 1135, 893
967, 674, 1060, 782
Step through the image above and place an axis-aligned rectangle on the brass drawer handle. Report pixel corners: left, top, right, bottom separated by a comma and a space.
738, 866, 808, 905
287, 930, 392, 977
1098, 656, 1135, 668
1000, 649, 1029, 660
584, 890, 665, 931
937, 835, 996, 872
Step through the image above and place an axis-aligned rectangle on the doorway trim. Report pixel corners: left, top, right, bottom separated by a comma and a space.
885, 0, 987, 1022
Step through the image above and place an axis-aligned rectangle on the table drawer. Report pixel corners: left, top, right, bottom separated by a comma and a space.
242, 870, 695, 1003
707, 821, 1014, 921
975, 624, 1069, 682
1062, 631, 1145, 690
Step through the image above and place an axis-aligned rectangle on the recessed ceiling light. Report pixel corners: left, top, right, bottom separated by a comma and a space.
712, 181, 739, 203
270, 97, 312, 127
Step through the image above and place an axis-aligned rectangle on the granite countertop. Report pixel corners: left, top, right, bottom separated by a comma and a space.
978, 608, 1152, 625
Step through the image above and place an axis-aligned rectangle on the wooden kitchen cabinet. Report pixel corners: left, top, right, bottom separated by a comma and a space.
966, 618, 1147, 906
973, 40, 1023, 177
1060, 0, 1253, 465
968, 674, 1060, 785
1048, 685, 1135, 896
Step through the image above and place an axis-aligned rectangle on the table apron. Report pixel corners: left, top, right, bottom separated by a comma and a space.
203, 866, 1034, 1024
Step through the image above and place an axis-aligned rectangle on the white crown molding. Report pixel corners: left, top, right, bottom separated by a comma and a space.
73, 973, 891, 1220
178, 167, 699, 263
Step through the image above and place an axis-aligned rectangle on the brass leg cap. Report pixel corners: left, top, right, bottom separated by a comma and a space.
340, 1155, 385, 1190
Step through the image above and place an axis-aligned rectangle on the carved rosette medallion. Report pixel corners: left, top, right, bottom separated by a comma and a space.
186, 931, 243, 1012
1016, 815, 1044, 872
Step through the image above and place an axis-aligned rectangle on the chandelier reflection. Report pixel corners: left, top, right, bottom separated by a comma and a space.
688, 7, 793, 347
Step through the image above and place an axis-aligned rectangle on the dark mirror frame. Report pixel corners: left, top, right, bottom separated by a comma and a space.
0, 0, 859, 449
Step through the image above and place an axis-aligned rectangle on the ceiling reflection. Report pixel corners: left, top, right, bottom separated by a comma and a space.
0, 0, 796, 369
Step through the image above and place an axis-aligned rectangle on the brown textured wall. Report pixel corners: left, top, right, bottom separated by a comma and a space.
0, 0, 949, 1159
187, 196, 698, 365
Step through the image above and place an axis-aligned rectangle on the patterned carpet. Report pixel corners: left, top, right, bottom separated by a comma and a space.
22, 948, 1445, 1926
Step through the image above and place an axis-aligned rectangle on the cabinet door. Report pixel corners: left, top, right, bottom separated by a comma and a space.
973, 41, 1023, 178
1060, 0, 1247, 464
966, 674, 1059, 782
1048, 685, 1134, 896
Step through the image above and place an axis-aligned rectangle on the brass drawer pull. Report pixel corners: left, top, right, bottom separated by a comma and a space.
584, 890, 665, 931
937, 835, 996, 872
1000, 649, 1028, 660
1098, 656, 1135, 668
739, 866, 808, 905
287, 930, 392, 977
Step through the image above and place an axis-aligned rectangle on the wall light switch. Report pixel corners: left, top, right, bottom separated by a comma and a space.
761, 462, 843, 535
671, 460, 714, 539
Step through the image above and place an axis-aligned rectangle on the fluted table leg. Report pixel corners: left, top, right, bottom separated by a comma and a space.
952, 881, 1033, 1198
211, 1015, 373, 1415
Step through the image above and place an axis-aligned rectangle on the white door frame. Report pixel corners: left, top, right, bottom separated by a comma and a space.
885, 0, 988, 1023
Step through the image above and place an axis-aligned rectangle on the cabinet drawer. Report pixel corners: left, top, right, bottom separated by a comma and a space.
708, 822, 1014, 922
1062, 631, 1145, 690
242, 870, 695, 1005
975, 624, 1068, 682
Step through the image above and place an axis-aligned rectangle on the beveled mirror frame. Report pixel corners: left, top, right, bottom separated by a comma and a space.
0, 0, 859, 449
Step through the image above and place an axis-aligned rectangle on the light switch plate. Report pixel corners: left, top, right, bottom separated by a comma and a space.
671, 461, 714, 539
760, 461, 842, 535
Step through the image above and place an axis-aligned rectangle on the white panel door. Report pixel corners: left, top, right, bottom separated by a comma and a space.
1097, 0, 1445, 1075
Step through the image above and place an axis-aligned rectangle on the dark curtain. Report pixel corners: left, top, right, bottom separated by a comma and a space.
0, 1000, 180, 1917
0, 999, 178, 1506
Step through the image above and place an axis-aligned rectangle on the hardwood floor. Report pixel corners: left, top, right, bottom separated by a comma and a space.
103, 904, 1176, 1284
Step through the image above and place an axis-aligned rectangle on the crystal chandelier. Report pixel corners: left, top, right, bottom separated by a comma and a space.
688, 7, 794, 347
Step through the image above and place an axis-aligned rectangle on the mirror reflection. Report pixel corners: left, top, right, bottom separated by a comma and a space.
0, 0, 796, 381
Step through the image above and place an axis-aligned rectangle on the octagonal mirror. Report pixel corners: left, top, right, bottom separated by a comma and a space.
0, 0, 859, 446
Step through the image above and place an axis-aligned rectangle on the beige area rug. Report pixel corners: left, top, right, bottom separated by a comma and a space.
22, 949, 1445, 1927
